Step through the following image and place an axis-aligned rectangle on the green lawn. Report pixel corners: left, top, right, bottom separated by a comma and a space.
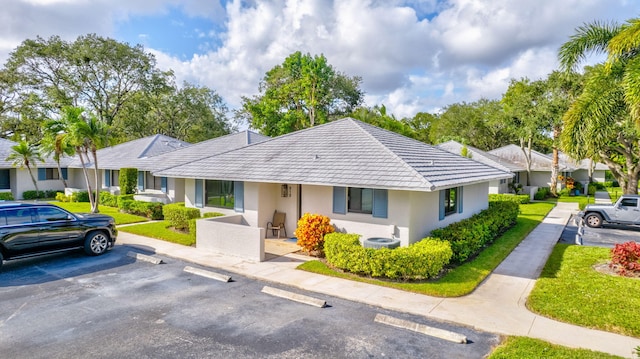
118, 220, 194, 246
606, 187, 623, 202
488, 337, 623, 359
298, 202, 554, 297
50, 201, 149, 225
528, 244, 640, 337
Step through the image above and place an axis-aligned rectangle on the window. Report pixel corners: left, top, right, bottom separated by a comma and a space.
348, 188, 373, 214
500, 179, 507, 184
5, 208, 34, 225
205, 180, 234, 209
620, 198, 638, 207
38, 168, 62, 180
36, 207, 70, 222
0, 169, 9, 190
444, 187, 457, 215
146, 172, 163, 191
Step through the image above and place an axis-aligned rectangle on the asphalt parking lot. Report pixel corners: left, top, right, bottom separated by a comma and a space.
559, 214, 640, 247
0, 245, 500, 359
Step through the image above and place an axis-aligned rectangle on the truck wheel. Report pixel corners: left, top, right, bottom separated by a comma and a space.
584, 213, 603, 228
84, 231, 109, 256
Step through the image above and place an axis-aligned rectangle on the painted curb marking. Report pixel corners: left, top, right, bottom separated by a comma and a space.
261, 286, 326, 308
126, 251, 164, 264
183, 266, 232, 282
374, 313, 467, 344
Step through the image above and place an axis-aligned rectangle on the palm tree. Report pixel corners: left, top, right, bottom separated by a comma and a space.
558, 17, 640, 194
41, 120, 75, 188
6, 140, 44, 193
59, 106, 110, 213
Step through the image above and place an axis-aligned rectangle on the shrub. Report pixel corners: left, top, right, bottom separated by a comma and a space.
75, 191, 90, 202
324, 233, 453, 280
489, 193, 530, 204
430, 201, 519, 264
0, 192, 13, 201
534, 187, 551, 200
119, 168, 138, 195
127, 201, 164, 220
604, 181, 615, 188
163, 202, 201, 230
588, 183, 598, 196
294, 213, 335, 256
203, 212, 224, 218
55, 192, 70, 202
100, 191, 118, 207
610, 241, 640, 276
23, 190, 45, 200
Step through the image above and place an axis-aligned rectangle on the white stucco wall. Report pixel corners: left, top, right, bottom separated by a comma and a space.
529, 171, 552, 188
196, 215, 265, 262
12, 168, 66, 199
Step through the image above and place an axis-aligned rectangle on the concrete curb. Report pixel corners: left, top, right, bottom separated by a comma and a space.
184, 266, 232, 282
261, 286, 326, 308
374, 314, 467, 344
126, 251, 164, 264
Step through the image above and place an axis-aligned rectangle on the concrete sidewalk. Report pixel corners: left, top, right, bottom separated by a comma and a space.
117, 202, 640, 358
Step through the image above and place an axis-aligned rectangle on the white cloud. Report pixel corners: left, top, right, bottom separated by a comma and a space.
1, 0, 639, 119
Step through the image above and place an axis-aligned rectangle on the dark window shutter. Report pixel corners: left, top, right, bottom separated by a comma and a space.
61, 168, 68, 180
458, 186, 464, 213
137, 171, 144, 191
38, 168, 46, 181
195, 179, 203, 208
439, 190, 445, 220
333, 187, 346, 214
104, 170, 111, 187
161, 177, 167, 193
234, 181, 244, 213
372, 189, 388, 218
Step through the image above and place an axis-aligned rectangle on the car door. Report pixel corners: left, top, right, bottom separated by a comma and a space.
35, 206, 83, 250
0, 208, 41, 255
613, 197, 640, 223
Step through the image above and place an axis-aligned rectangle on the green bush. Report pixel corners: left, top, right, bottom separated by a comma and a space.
588, 183, 598, 196
203, 212, 224, 218
163, 203, 201, 230
116, 194, 135, 209
127, 201, 164, 220
534, 187, 551, 200
100, 192, 118, 207
489, 193, 530, 204
22, 190, 44, 200
75, 191, 90, 202
324, 233, 452, 280
557, 188, 571, 197
604, 181, 615, 188
0, 192, 14, 200
119, 168, 138, 195
430, 201, 519, 264
55, 192, 69, 202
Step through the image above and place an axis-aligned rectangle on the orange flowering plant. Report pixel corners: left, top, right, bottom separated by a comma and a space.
294, 213, 335, 256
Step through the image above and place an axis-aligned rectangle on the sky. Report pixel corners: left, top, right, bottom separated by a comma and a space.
1, 0, 639, 120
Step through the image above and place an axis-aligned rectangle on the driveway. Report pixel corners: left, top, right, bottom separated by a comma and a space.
0, 245, 499, 359
559, 214, 640, 247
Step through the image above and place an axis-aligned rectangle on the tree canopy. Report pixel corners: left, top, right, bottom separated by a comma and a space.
241, 51, 364, 136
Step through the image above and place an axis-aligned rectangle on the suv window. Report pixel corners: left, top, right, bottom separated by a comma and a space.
36, 207, 71, 222
5, 208, 34, 225
620, 198, 638, 207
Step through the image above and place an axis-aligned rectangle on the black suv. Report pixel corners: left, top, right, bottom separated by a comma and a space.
0, 202, 117, 269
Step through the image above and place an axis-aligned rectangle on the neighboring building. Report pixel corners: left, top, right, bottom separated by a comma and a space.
437, 140, 522, 194
556, 152, 607, 184
154, 118, 512, 260
0, 138, 71, 200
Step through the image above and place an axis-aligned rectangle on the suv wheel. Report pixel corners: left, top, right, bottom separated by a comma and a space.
584, 213, 603, 228
84, 231, 109, 256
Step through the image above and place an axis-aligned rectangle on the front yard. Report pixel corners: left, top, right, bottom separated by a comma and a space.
51, 202, 149, 225
299, 201, 554, 297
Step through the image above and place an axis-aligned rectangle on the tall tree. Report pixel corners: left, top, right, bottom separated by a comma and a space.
241, 51, 363, 136
559, 17, 640, 194
350, 105, 417, 139
6, 140, 43, 193
41, 119, 75, 188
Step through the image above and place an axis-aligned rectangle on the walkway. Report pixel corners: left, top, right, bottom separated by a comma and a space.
594, 190, 612, 204
117, 202, 640, 358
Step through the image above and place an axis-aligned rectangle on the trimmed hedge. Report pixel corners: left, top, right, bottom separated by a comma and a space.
324, 233, 453, 280
23, 190, 61, 200
489, 193, 530, 204
119, 168, 138, 195
100, 192, 118, 207
0, 192, 13, 200
122, 201, 163, 220
534, 187, 550, 200
163, 203, 201, 230
430, 201, 519, 264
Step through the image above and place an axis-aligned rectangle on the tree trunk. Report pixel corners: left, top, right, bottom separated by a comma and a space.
26, 165, 39, 193
56, 159, 68, 188
91, 148, 100, 213
550, 126, 559, 196
519, 138, 532, 186
77, 147, 96, 210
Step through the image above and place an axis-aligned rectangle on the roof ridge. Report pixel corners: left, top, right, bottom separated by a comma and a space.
350, 119, 437, 190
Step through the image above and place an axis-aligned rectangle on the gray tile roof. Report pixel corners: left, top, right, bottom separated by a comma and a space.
557, 152, 608, 171
67, 134, 190, 170
155, 118, 512, 191
488, 144, 575, 172
437, 140, 525, 173
142, 130, 270, 172
0, 137, 69, 169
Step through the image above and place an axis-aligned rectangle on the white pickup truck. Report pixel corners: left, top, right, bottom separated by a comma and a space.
577, 194, 640, 228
